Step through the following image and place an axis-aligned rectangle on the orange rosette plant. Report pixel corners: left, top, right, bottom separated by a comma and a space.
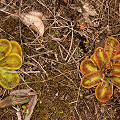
80, 37, 120, 102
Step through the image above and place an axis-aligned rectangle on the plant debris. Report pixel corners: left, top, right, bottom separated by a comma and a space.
20, 11, 44, 37
0, 0, 120, 119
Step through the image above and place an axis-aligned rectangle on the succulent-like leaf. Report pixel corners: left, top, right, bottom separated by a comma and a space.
113, 49, 120, 62
113, 55, 120, 62
0, 70, 19, 89
80, 59, 97, 75
93, 47, 110, 70
108, 76, 120, 89
0, 53, 22, 70
0, 39, 11, 61
81, 71, 102, 88
104, 37, 119, 59
10, 41, 22, 57
90, 55, 94, 61
110, 64, 120, 77
90, 54, 97, 65
95, 80, 113, 102
115, 49, 120, 56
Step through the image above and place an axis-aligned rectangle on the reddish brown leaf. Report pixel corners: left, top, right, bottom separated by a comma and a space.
80, 59, 97, 75
81, 71, 102, 88
104, 37, 119, 59
110, 64, 120, 77
108, 76, 120, 89
95, 80, 113, 102
93, 47, 110, 70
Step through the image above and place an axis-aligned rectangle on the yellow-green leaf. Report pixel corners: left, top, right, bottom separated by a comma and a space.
81, 71, 102, 88
0, 53, 22, 70
0, 39, 11, 60
0, 70, 19, 89
95, 80, 113, 102
10, 41, 22, 57
104, 37, 119, 59
80, 59, 97, 75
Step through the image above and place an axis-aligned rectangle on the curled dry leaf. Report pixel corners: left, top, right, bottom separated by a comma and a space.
29, 11, 47, 22
20, 11, 44, 37
83, 3, 97, 16
29, 11, 43, 19
79, 0, 97, 26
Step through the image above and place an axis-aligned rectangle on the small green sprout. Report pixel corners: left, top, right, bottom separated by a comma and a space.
41, 39, 43, 44
102, 116, 107, 119
12, 103, 15, 106
114, 109, 116, 112
22, 104, 30, 114
22, 105, 26, 109
83, 40, 87, 43
57, 32, 59, 35
26, 109, 29, 114
60, 111, 63, 114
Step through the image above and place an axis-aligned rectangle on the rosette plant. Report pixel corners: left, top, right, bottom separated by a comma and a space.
0, 39, 22, 89
80, 37, 120, 102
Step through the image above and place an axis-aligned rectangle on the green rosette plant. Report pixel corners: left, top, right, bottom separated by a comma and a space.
0, 39, 22, 89
80, 37, 120, 102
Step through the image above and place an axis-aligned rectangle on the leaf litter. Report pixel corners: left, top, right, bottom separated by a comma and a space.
20, 11, 44, 38
0, 89, 38, 120
0, 0, 120, 119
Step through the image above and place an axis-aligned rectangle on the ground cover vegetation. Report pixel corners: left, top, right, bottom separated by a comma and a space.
0, 0, 120, 119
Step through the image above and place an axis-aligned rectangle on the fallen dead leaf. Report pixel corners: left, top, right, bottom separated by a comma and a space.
83, 3, 97, 16
20, 11, 44, 37
29, 11, 43, 19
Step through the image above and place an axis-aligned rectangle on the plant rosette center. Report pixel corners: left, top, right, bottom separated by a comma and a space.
80, 37, 120, 102
0, 39, 22, 89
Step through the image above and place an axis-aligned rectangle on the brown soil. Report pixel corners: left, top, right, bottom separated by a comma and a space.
0, 0, 120, 120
